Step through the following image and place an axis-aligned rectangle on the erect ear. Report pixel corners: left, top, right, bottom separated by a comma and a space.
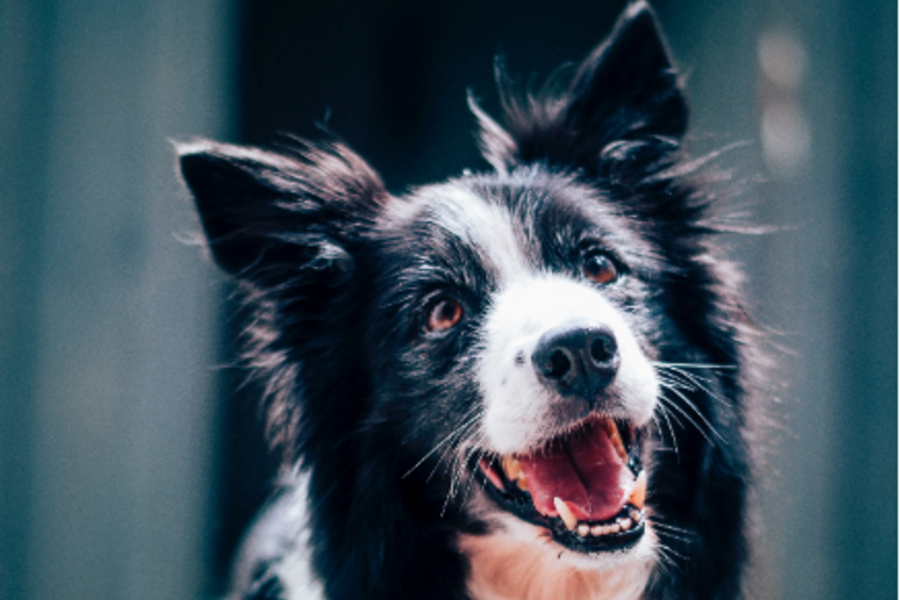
564, 1, 687, 148
476, 0, 688, 175
177, 139, 387, 280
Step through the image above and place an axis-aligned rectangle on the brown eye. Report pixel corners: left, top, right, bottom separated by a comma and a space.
583, 252, 619, 285
426, 298, 464, 332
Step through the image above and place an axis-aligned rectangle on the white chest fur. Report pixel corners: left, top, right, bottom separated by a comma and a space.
459, 529, 654, 600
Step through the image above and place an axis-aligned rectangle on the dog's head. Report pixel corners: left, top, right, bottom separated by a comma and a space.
180, 1, 751, 593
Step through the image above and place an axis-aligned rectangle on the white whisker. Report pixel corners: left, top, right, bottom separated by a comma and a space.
403, 408, 482, 479
659, 382, 725, 444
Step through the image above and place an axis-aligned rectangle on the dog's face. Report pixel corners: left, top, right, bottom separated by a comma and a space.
366, 175, 663, 566
179, 2, 752, 598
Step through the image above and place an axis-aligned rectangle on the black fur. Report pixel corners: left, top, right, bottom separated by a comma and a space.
179, 3, 760, 599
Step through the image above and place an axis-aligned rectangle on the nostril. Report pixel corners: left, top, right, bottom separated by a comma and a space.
590, 333, 617, 364
547, 349, 573, 380
532, 324, 620, 401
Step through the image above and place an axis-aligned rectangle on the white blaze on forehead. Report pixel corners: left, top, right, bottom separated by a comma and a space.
478, 275, 658, 454
428, 185, 531, 282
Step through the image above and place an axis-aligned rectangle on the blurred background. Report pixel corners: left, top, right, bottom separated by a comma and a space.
0, 0, 895, 598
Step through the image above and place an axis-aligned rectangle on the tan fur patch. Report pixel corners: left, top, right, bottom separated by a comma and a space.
460, 530, 652, 600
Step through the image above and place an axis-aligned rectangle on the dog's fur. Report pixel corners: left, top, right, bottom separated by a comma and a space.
178, 3, 761, 599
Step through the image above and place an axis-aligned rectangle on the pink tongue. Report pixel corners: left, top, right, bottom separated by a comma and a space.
518, 421, 630, 522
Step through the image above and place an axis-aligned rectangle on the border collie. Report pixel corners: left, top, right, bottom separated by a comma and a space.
178, 2, 761, 599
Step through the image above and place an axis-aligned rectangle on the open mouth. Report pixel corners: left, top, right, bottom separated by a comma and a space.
475, 415, 647, 553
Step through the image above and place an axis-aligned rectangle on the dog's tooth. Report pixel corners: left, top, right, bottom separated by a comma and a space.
590, 524, 605, 537
606, 420, 628, 462
515, 474, 529, 491
553, 497, 579, 532
609, 523, 621, 534
619, 517, 633, 531
577, 523, 590, 537
628, 470, 647, 510
603, 418, 618, 437
629, 508, 641, 522
502, 455, 523, 481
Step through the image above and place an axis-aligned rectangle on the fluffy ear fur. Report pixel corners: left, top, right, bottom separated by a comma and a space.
178, 140, 389, 458
473, 0, 687, 177
178, 139, 388, 280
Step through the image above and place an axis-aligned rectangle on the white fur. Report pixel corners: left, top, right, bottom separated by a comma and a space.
273, 505, 324, 600
460, 531, 654, 600
477, 274, 659, 455
428, 185, 532, 280
254, 475, 325, 600
459, 489, 656, 600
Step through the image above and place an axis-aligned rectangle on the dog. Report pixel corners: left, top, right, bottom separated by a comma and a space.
178, 2, 761, 599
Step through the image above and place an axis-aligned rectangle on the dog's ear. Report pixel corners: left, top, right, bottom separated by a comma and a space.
564, 1, 687, 152
476, 0, 687, 176
177, 140, 387, 281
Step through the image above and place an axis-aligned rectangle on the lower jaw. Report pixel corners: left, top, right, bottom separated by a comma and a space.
546, 504, 646, 552
475, 462, 647, 553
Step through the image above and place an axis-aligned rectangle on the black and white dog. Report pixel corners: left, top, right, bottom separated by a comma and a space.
178, 2, 761, 599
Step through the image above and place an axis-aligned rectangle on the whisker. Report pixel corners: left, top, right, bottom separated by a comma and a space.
652, 361, 736, 370
657, 542, 689, 564
661, 366, 730, 407
655, 403, 681, 461
658, 394, 716, 447
656, 396, 686, 429
659, 384, 725, 445
654, 362, 734, 407
403, 409, 482, 479
652, 528, 693, 545
442, 425, 488, 516
650, 414, 679, 454
459, 442, 490, 505
650, 521, 692, 535
655, 549, 677, 574
657, 373, 697, 392
429, 420, 480, 484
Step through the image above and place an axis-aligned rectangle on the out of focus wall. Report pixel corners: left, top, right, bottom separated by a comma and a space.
0, 1, 234, 598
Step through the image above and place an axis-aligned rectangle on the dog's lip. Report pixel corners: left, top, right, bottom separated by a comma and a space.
474, 415, 647, 552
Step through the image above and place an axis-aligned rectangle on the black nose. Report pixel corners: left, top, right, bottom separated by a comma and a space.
532, 325, 620, 400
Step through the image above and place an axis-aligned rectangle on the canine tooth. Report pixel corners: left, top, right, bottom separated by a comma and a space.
502, 455, 523, 481
554, 497, 579, 531
628, 470, 647, 510
577, 523, 590, 537
604, 420, 628, 462
603, 418, 617, 437
590, 525, 604, 537
619, 518, 633, 531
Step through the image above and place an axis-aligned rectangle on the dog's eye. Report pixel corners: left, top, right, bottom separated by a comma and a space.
426, 298, 464, 332
583, 252, 619, 285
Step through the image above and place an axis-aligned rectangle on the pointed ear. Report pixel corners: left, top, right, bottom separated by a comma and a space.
177, 139, 387, 279
565, 1, 687, 147
479, 1, 688, 175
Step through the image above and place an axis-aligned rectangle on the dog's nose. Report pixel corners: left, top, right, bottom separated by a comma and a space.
532, 325, 619, 401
